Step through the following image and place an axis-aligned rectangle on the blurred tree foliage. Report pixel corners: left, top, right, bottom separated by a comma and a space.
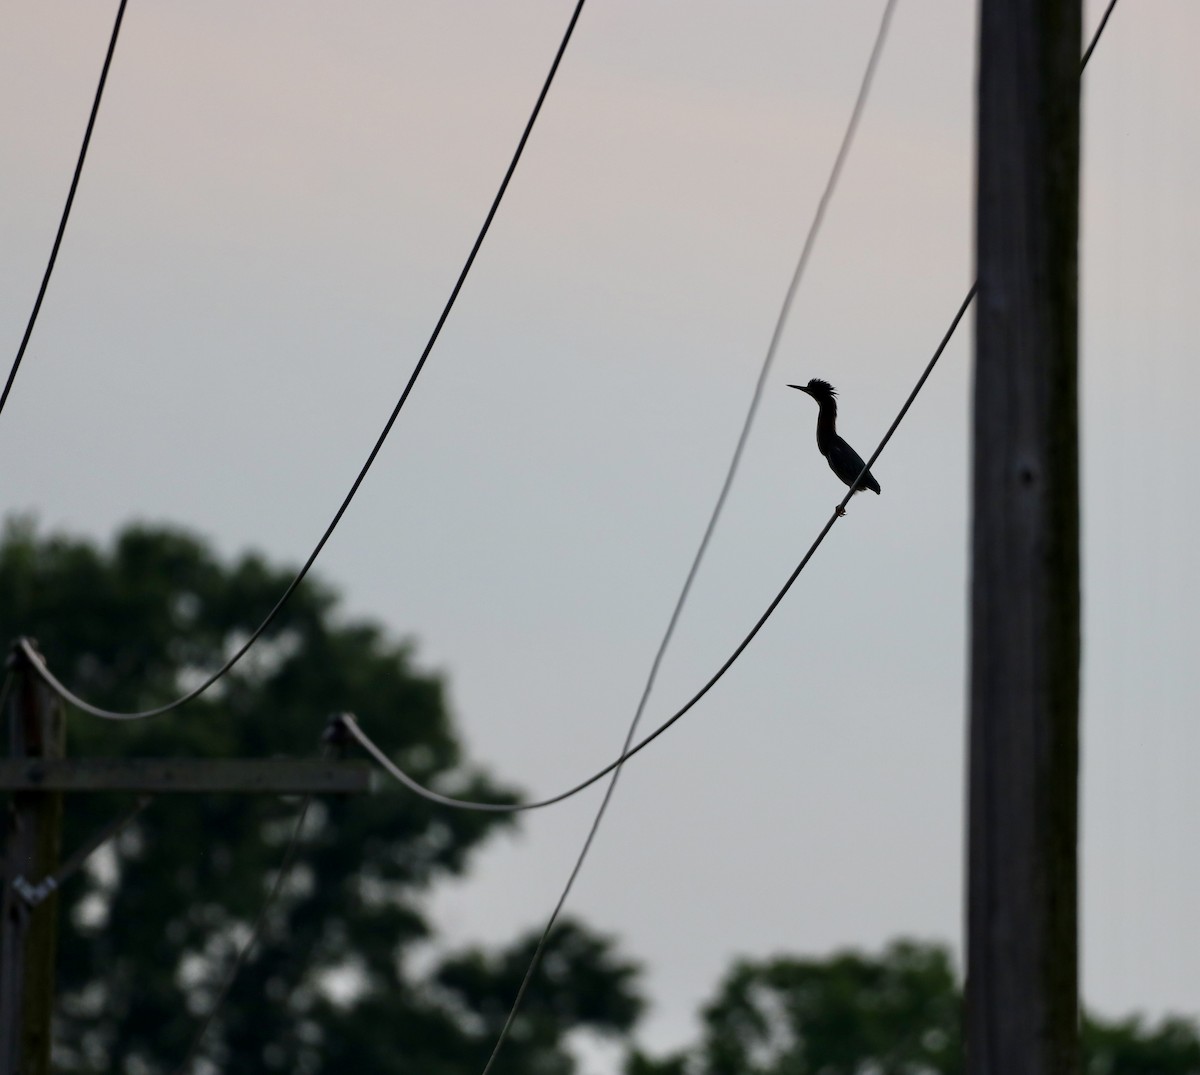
5, 519, 1196, 1075
627, 939, 1200, 1075
0, 518, 641, 1074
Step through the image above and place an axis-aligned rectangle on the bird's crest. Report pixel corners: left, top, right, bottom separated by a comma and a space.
805, 378, 836, 397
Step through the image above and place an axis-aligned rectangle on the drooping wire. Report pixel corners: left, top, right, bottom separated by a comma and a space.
17, 3, 1123, 1068
352, 0, 1123, 814
18, 0, 589, 721
24, 0, 1120, 740
342, 282, 977, 812
476, 1, 901, 1069
0, 0, 130, 422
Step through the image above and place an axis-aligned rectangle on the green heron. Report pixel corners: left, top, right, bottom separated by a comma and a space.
789, 378, 881, 515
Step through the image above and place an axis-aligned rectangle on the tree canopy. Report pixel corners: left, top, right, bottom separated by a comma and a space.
5, 519, 1197, 1075
628, 939, 1200, 1075
0, 518, 642, 1074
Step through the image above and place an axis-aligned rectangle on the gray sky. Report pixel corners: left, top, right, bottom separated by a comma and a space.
3, 0, 1198, 1064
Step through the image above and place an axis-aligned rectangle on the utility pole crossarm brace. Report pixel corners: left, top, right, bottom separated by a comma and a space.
0, 758, 370, 795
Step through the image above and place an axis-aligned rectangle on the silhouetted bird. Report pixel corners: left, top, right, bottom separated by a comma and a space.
789, 378, 881, 515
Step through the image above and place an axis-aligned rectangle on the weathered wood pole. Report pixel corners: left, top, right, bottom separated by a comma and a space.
0, 645, 65, 1075
968, 1, 1083, 1073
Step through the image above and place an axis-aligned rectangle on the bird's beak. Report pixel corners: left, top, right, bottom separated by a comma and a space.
787, 383, 813, 396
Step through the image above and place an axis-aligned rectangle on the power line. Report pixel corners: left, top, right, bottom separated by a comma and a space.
342, 0, 1123, 807
476, 0, 901, 1068
1082, 0, 1120, 69
23, 0, 1122, 765
16, 3, 1125, 1068
18, 0, 589, 721
341, 282, 976, 813
0, 0, 129, 421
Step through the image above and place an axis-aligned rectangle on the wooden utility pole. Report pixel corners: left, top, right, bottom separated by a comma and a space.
968, 2, 1082, 1074
0, 645, 369, 1075
0, 645, 65, 1075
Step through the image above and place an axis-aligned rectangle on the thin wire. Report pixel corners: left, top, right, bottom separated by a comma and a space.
342, 281, 977, 814
478, 1, 900, 1069
1081, 0, 1120, 70
171, 792, 315, 1075
18, 0, 589, 721
0, 0, 130, 421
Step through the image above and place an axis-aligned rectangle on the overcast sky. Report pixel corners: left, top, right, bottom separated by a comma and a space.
2, 0, 1198, 1066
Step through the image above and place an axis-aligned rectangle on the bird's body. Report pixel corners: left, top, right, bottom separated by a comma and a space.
789, 378, 880, 513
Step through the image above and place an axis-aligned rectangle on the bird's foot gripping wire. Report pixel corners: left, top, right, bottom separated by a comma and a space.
836, 504, 847, 518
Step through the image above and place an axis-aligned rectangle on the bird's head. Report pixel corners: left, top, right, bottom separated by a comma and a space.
788, 378, 837, 403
